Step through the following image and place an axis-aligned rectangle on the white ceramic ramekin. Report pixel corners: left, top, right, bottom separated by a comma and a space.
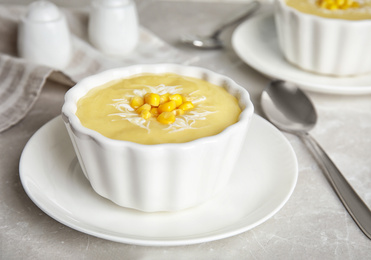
274, 0, 371, 76
62, 64, 254, 212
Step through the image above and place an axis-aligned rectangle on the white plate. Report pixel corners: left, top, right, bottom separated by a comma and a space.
232, 13, 371, 95
19, 115, 297, 246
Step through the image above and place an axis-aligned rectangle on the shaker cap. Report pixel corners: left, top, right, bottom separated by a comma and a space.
25, 1, 61, 22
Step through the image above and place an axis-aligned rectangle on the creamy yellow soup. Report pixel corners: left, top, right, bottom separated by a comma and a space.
286, 0, 371, 20
76, 73, 241, 144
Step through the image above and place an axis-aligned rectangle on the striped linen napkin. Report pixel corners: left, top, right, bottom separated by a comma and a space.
0, 5, 194, 133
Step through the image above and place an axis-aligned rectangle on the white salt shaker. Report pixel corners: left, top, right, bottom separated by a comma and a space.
17, 0, 72, 69
88, 0, 139, 57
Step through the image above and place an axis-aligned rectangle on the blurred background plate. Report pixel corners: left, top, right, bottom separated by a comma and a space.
232, 13, 371, 95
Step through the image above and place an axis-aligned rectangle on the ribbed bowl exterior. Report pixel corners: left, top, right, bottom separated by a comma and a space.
62, 64, 254, 212
275, 0, 371, 76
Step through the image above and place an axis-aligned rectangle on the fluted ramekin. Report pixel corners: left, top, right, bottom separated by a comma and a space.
62, 64, 254, 212
274, 0, 371, 76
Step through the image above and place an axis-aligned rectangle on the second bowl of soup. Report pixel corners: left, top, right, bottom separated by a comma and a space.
275, 0, 371, 76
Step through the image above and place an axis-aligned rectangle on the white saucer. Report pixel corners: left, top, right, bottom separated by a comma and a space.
19, 115, 297, 246
232, 13, 371, 95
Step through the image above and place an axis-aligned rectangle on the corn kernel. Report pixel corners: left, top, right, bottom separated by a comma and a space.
144, 93, 160, 107
150, 107, 159, 117
130, 96, 144, 109
174, 109, 185, 116
136, 104, 151, 114
141, 110, 152, 120
169, 94, 183, 107
158, 100, 176, 113
159, 93, 170, 104
157, 112, 176, 124
178, 101, 194, 111
181, 95, 190, 103
143, 93, 150, 102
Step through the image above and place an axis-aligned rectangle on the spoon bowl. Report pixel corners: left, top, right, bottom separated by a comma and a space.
261, 80, 317, 133
261, 80, 371, 240
180, 34, 223, 49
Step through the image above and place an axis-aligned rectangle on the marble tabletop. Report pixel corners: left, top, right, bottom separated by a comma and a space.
1, 0, 371, 259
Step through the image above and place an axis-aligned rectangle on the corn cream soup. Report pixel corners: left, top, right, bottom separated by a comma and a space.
286, 0, 371, 20
76, 73, 242, 144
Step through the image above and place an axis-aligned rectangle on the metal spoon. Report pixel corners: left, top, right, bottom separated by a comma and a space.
180, 1, 260, 49
261, 80, 371, 240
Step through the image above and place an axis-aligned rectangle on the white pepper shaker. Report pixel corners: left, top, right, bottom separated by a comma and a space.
88, 0, 139, 57
17, 0, 72, 69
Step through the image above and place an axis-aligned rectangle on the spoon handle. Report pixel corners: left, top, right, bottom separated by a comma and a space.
301, 133, 371, 239
211, 1, 260, 38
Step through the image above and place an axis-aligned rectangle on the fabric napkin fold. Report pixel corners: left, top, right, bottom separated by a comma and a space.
0, 54, 54, 132
0, 5, 194, 133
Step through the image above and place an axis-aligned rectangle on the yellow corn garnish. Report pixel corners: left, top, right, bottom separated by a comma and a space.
159, 93, 170, 104
130, 96, 144, 109
173, 109, 185, 116
136, 104, 151, 114
158, 100, 177, 113
178, 101, 194, 111
169, 94, 183, 107
129, 92, 195, 124
141, 110, 152, 120
181, 95, 190, 103
150, 107, 159, 117
317, 0, 359, 10
157, 112, 176, 124
144, 93, 160, 107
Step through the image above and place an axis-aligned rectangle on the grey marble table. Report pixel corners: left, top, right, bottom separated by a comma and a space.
1, 0, 370, 259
